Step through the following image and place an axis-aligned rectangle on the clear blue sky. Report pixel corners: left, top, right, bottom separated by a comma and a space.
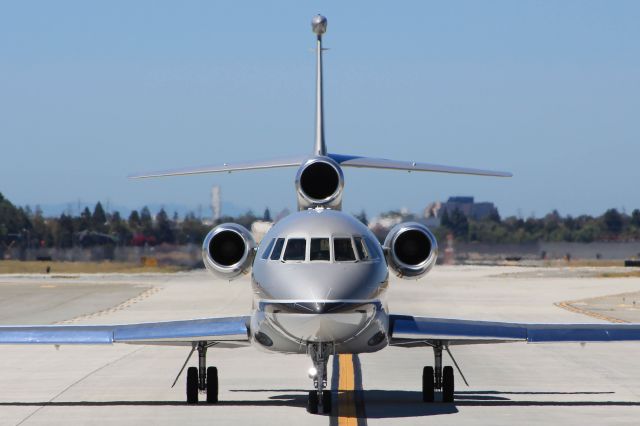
1, 1, 639, 218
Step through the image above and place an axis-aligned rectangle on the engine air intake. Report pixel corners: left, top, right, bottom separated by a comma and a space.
295, 157, 344, 210
209, 230, 246, 266
393, 229, 431, 266
300, 161, 340, 201
202, 223, 256, 280
384, 222, 438, 279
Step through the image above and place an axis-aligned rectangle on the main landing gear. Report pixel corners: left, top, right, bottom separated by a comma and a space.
184, 342, 218, 404
307, 342, 332, 414
422, 343, 460, 403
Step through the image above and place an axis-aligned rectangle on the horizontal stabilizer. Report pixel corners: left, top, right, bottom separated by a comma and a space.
128, 154, 511, 179
129, 156, 307, 179
329, 153, 512, 178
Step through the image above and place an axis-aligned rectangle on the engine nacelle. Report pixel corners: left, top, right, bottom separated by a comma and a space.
295, 156, 344, 210
202, 223, 256, 280
383, 222, 438, 279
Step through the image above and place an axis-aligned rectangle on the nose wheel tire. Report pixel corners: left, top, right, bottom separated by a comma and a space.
422, 366, 435, 402
206, 366, 219, 403
307, 390, 331, 414
322, 390, 332, 413
307, 391, 319, 414
186, 367, 199, 404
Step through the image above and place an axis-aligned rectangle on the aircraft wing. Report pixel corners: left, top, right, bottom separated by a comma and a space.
128, 156, 307, 179
0, 316, 250, 347
329, 153, 512, 178
389, 315, 640, 346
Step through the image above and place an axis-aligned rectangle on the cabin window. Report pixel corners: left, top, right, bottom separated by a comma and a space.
283, 238, 307, 261
310, 238, 330, 261
334, 237, 356, 261
270, 238, 285, 260
261, 238, 276, 260
354, 237, 369, 261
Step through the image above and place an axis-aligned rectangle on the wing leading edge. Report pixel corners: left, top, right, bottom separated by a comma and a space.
128, 154, 511, 180
128, 156, 307, 179
329, 153, 512, 178
0, 316, 249, 346
389, 315, 640, 346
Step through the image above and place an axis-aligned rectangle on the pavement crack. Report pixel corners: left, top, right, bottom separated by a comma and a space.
14, 347, 145, 426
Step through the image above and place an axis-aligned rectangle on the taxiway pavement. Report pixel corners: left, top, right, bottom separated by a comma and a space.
0, 266, 639, 425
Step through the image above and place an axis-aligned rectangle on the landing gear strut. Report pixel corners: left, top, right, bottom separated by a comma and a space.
422, 342, 455, 403
307, 342, 332, 414
186, 341, 218, 404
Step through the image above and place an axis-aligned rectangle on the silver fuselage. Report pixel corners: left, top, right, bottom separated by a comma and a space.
249, 208, 390, 354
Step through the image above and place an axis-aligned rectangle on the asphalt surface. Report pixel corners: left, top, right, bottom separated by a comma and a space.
0, 266, 640, 425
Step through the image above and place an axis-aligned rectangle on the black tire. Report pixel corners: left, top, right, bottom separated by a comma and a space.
307, 390, 319, 414
206, 366, 219, 403
422, 366, 434, 402
186, 367, 199, 404
322, 390, 332, 414
442, 366, 454, 403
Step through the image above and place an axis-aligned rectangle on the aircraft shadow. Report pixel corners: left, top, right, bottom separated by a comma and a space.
362, 389, 640, 419
0, 389, 636, 419
0, 395, 307, 408
455, 390, 615, 396
357, 390, 459, 418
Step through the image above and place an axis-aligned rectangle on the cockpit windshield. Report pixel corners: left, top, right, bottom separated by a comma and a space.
310, 238, 330, 261
283, 238, 306, 261
263, 235, 378, 262
354, 236, 369, 260
270, 238, 285, 260
334, 237, 356, 261
261, 238, 276, 260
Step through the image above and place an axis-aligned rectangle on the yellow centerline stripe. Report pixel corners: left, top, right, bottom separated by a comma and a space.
338, 353, 357, 426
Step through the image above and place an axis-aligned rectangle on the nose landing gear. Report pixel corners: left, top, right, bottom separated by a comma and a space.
307, 342, 333, 414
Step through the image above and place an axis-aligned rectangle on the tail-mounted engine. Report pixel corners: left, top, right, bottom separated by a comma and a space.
384, 222, 438, 279
295, 156, 344, 210
202, 223, 256, 280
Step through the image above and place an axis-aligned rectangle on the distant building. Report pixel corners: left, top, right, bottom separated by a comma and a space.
367, 197, 499, 239
251, 220, 273, 244
211, 186, 221, 221
424, 196, 499, 224
367, 209, 414, 241
423, 202, 442, 228
370, 214, 404, 230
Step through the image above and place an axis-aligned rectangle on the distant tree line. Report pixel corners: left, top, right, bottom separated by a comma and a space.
1, 192, 639, 249
437, 207, 640, 243
369, 207, 640, 244
0, 192, 268, 249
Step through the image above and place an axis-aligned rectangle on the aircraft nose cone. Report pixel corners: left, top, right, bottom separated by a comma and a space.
312, 14, 327, 35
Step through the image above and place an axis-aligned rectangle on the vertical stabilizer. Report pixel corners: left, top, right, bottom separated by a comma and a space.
312, 15, 328, 156
129, 15, 512, 181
